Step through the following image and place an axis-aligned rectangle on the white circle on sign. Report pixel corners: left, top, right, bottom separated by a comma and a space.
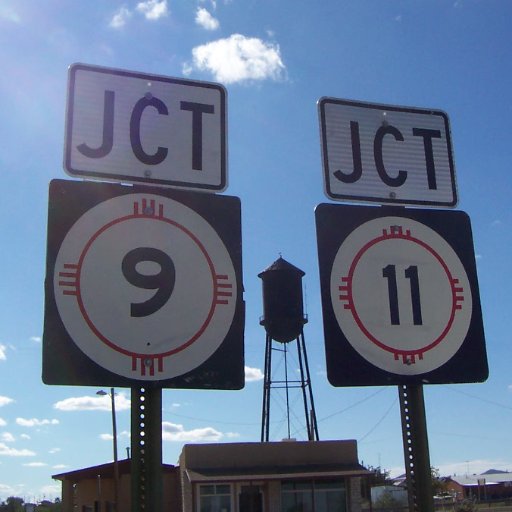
330, 217, 472, 375
54, 194, 237, 381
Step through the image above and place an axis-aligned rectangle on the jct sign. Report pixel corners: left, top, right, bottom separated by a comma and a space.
318, 98, 457, 207
65, 63, 227, 191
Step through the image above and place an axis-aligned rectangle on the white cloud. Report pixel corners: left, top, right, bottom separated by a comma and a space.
162, 422, 224, 442
53, 464, 68, 470
0, 443, 35, 457
0, 484, 14, 496
16, 418, 59, 428
0, 433, 15, 443
186, 33, 286, 84
0, 419, 6, 427
48, 447, 60, 454
100, 430, 130, 442
195, 8, 219, 30
40, 483, 61, 499
54, 393, 131, 412
20, 434, 30, 440
23, 461, 47, 467
0, 6, 21, 23
245, 366, 264, 382
30, 336, 41, 343
110, 6, 132, 28
40, 483, 61, 497
136, 0, 168, 20
0, 396, 13, 407
0, 345, 7, 361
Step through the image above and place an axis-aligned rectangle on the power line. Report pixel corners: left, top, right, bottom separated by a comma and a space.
440, 385, 512, 412
359, 397, 398, 442
317, 387, 387, 423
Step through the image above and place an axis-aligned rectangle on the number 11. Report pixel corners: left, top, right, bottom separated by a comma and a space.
382, 265, 423, 326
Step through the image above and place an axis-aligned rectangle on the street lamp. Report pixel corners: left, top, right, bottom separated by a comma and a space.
97, 388, 120, 511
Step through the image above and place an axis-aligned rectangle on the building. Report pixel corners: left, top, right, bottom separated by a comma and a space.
445, 471, 512, 501
53, 440, 369, 512
52, 458, 180, 512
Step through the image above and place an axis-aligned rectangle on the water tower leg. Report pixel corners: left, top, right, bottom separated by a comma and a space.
261, 334, 272, 442
297, 331, 319, 441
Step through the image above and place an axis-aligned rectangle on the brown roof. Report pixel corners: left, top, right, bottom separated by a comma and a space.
52, 459, 177, 481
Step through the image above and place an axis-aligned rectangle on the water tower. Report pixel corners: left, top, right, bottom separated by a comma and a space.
258, 256, 319, 442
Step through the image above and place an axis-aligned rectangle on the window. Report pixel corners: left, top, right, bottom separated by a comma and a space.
199, 484, 232, 512
281, 479, 346, 512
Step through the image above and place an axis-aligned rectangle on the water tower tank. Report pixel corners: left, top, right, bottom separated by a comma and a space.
258, 256, 307, 343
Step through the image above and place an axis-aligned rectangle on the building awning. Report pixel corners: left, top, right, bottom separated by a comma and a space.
186, 463, 370, 483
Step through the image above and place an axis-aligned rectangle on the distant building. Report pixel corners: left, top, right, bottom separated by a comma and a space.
445, 471, 512, 501
53, 440, 369, 512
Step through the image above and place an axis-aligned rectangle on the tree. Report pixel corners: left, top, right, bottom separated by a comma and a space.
0, 497, 24, 512
431, 466, 449, 496
374, 491, 405, 512
366, 465, 393, 486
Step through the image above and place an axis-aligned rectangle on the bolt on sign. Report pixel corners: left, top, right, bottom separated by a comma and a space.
64, 63, 227, 191
43, 179, 244, 389
318, 97, 457, 207
315, 203, 487, 387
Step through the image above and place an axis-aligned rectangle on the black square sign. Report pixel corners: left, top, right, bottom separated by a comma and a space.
315, 203, 487, 387
43, 179, 244, 389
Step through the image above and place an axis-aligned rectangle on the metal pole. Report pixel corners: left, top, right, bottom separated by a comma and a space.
295, 335, 311, 440
110, 388, 120, 512
261, 334, 272, 442
298, 331, 319, 441
131, 386, 163, 512
283, 342, 291, 439
399, 384, 434, 512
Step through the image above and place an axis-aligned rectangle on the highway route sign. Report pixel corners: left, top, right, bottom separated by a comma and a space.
64, 63, 227, 191
43, 179, 244, 388
315, 203, 487, 386
318, 97, 457, 207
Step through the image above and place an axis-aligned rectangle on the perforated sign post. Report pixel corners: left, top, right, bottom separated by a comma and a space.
43, 179, 244, 389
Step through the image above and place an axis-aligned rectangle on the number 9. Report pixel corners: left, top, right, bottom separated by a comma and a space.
121, 247, 176, 317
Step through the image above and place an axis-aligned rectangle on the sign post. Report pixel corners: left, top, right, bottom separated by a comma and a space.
316, 203, 487, 512
317, 96, 487, 512
47, 63, 240, 512
131, 386, 162, 512
399, 384, 433, 512
44, 179, 244, 511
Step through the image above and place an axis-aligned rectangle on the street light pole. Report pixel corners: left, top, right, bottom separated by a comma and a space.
97, 388, 120, 511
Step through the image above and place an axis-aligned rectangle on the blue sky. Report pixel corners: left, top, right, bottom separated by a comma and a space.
1, 0, 512, 502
